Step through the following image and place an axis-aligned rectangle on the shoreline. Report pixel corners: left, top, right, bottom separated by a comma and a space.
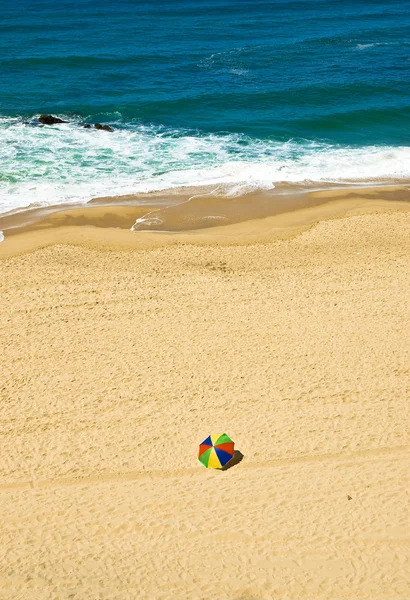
1, 182, 409, 258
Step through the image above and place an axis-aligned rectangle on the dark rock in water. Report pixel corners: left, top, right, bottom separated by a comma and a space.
39, 114, 66, 125
83, 124, 91, 129
94, 123, 113, 132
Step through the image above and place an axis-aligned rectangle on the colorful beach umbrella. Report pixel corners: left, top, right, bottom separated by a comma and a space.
198, 433, 235, 469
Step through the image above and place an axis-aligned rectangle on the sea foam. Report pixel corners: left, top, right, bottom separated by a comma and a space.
1, 118, 410, 215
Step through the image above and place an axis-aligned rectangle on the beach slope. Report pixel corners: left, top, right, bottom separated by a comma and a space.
0, 205, 409, 599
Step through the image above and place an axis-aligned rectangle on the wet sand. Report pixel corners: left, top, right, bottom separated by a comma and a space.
0, 188, 409, 599
1, 182, 410, 245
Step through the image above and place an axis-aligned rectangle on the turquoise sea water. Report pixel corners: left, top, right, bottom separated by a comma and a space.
1, 0, 410, 213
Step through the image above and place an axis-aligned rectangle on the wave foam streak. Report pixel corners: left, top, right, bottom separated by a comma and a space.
1, 117, 410, 214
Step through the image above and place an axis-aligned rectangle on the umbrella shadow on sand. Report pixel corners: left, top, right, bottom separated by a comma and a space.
222, 450, 244, 471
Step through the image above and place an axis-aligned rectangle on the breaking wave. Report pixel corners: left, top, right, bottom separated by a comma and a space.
1, 116, 410, 215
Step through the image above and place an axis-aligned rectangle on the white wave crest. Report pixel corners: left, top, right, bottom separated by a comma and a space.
1, 119, 410, 214
355, 42, 402, 50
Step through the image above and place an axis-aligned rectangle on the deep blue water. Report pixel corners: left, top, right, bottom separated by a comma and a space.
1, 0, 410, 212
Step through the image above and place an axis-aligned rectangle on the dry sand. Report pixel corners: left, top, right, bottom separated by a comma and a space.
0, 192, 409, 599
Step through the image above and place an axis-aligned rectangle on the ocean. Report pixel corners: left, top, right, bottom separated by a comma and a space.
1, 0, 410, 216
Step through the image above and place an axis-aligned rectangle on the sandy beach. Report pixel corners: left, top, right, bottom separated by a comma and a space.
1, 190, 409, 599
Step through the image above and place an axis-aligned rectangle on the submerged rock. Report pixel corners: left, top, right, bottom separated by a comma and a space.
35, 116, 113, 131
39, 114, 66, 125
94, 123, 113, 132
